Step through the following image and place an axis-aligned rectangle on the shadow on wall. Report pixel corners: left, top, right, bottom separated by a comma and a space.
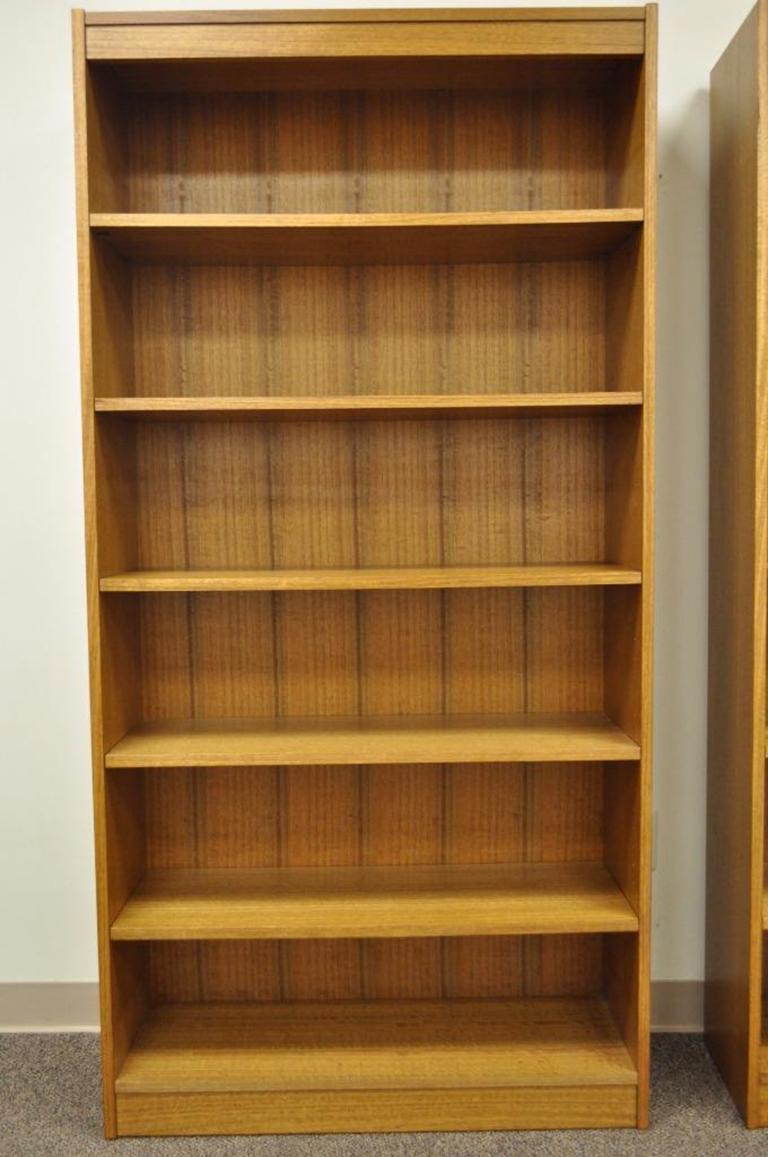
652, 88, 710, 984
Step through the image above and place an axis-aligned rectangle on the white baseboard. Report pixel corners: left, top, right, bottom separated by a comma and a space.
0, 980, 705, 1034
0, 983, 99, 1032
651, 980, 704, 1032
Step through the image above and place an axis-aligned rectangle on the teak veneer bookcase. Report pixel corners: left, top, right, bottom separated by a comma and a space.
72, 6, 656, 1138
707, 0, 768, 1127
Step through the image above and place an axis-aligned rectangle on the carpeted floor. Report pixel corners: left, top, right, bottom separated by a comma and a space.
0, 1033, 761, 1155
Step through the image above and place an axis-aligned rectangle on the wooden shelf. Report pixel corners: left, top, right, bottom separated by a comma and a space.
100, 564, 642, 594
90, 210, 644, 265
95, 392, 644, 420
113, 997, 638, 1133
110, 862, 638, 941
116, 997, 638, 1094
105, 712, 639, 768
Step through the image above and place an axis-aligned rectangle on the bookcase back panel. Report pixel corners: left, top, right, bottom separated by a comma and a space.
128, 417, 608, 569
126, 89, 608, 214
133, 588, 606, 721
142, 764, 604, 870
145, 934, 605, 1004
127, 260, 607, 397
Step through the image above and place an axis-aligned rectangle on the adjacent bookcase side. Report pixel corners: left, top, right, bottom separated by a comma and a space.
706, 0, 768, 1127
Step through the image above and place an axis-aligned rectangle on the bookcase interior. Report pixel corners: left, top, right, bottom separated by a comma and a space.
88, 59, 645, 214
95, 412, 643, 569
100, 586, 641, 725
90, 237, 644, 399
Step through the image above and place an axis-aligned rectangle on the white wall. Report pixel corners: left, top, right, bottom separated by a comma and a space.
0, 0, 754, 988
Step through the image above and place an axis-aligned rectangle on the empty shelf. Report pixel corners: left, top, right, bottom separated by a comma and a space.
90, 210, 644, 265
110, 861, 638, 941
100, 564, 642, 593
105, 712, 641, 768
94, 392, 644, 420
115, 997, 638, 1095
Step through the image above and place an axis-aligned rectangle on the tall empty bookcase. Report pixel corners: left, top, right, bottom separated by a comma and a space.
707, 0, 768, 1127
73, 7, 656, 1138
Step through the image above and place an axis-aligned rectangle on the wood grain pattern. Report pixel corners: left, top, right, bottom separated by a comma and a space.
132, 262, 609, 397
101, 564, 642, 592
589, 11, 654, 1125
86, 10, 646, 26
91, 251, 622, 398
106, 713, 639, 768
757, 1043, 768, 1124
86, 20, 645, 63
73, 11, 130, 1139
146, 934, 603, 1002
141, 760, 605, 1003
91, 211, 643, 266
705, 0, 768, 1128
116, 1085, 636, 1135
631, 8, 656, 1125
111, 862, 638, 940
97, 84, 646, 215
116, 997, 637, 1091
126, 419, 611, 568
95, 394, 644, 417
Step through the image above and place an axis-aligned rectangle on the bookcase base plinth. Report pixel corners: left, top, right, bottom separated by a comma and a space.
116, 1086, 638, 1136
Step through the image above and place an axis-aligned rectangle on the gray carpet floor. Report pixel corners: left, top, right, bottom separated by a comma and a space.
0, 1033, 761, 1155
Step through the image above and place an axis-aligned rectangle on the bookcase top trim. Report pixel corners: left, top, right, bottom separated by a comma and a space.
84, 8, 650, 27
83, 8, 649, 62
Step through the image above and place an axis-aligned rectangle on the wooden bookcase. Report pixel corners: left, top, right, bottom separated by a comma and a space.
707, 0, 768, 1128
72, 7, 656, 1138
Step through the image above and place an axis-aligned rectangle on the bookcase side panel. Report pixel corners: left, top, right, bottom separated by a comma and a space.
706, 0, 767, 1126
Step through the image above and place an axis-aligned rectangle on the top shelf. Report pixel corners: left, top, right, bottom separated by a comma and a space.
90, 210, 643, 266
86, 9, 648, 26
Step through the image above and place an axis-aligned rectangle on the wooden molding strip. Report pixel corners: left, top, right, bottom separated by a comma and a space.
99, 564, 643, 593
85, 8, 648, 26
86, 19, 646, 61
94, 393, 644, 421
115, 1085, 638, 1135
89, 210, 644, 265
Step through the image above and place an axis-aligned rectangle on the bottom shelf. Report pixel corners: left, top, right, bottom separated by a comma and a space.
115, 997, 638, 1135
